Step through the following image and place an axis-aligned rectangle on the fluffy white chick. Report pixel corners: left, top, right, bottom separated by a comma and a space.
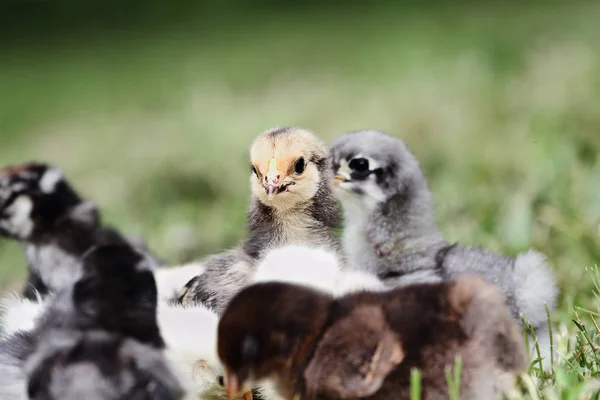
157, 302, 228, 399
253, 244, 385, 297
253, 245, 340, 293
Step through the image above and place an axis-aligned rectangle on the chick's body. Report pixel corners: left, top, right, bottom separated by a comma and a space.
217, 278, 527, 400
178, 127, 342, 313
0, 244, 182, 400
329, 130, 558, 364
0, 162, 161, 300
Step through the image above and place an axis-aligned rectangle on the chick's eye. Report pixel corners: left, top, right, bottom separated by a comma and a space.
251, 165, 258, 177
349, 158, 369, 172
217, 376, 225, 387
241, 336, 259, 362
294, 157, 305, 175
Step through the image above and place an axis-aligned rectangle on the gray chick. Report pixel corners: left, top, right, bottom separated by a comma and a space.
0, 161, 162, 300
24, 329, 183, 400
177, 127, 342, 313
329, 129, 558, 366
0, 243, 182, 400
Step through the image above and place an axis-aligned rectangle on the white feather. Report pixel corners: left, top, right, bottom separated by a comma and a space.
513, 250, 558, 371
254, 244, 385, 298
0, 295, 46, 338
1, 196, 34, 239
253, 245, 340, 293
333, 270, 386, 297
513, 250, 558, 328
153, 263, 205, 302
39, 168, 63, 193
157, 302, 226, 398
25, 244, 83, 292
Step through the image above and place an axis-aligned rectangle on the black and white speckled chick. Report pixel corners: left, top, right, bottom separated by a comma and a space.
329, 130, 558, 365
0, 161, 162, 300
177, 127, 342, 313
24, 329, 183, 400
218, 277, 527, 400
0, 243, 182, 400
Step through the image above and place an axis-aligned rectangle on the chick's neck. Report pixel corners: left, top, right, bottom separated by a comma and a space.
244, 194, 340, 259
377, 177, 446, 253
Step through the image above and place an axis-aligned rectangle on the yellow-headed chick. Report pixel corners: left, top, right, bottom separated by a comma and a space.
177, 127, 342, 313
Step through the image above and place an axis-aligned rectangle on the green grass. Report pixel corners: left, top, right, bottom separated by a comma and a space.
0, 2, 599, 397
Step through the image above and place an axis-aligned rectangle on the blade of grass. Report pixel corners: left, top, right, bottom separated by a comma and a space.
410, 368, 421, 400
520, 373, 541, 400
545, 303, 555, 370
529, 323, 544, 373
445, 356, 462, 400
573, 319, 598, 357
521, 315, 531, 361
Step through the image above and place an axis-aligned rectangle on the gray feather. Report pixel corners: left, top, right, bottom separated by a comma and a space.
0, 244, 183, 399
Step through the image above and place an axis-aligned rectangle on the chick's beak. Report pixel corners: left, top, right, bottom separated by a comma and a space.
226, 371, 254, 400
332, 171, 351, 187
225, 371, 252, 400
265, 184, 278, 201
333, 174, 348, 186
225, 371, 239, 400
332, 163, 352, 187
265, 158, 283, 200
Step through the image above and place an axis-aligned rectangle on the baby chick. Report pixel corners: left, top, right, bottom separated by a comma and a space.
178, 127, 342, 313
158, 302, 269, 400
0, 161, 161, 300
0, 243, 177, 400
24, 329, 184, 400
329, 130, 558, 365
0, 249, 277, 400
218, 277, 527, 400
253, 244, 385, 296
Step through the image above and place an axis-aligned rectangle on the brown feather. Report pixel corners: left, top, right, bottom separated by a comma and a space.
304, 305, 404, 399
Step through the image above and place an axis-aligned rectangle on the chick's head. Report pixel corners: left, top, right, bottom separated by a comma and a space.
0, 161, 83, 240
329, 130, 426, 213
250, 127, 329, 211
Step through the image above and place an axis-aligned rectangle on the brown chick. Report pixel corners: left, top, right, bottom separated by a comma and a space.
217, 277, 527, 400
177, 127, 342, 313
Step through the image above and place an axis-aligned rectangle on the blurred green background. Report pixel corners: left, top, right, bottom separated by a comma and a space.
0, 1, 598, 311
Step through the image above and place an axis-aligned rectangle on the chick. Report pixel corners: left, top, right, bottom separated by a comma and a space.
329, 130, 558, 365
0, 161, 162, 300
0, 301, 278, 400
253, 244, 385, 296
0, 243, 173, 400
177, 127, 342, 313
252, 245, 341, 294
24, 329, 184, 400
158, 302, 269, 400
0, 252, 277, 399
218, 277, 527, 400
